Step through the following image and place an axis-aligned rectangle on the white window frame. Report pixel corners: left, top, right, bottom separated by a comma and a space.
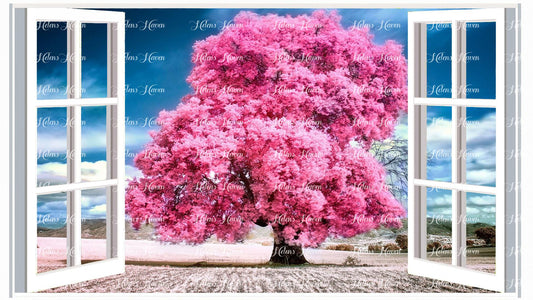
408, 8, 518, 293
8, 3, 521, 297
13, 8, 125, 292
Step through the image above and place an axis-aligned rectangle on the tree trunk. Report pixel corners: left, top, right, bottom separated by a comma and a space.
269, 228, 308, 265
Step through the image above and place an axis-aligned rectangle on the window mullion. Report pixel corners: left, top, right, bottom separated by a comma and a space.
106, 23, 118, 259
413, 22, 428, 260
66, 20, 82, 267
451, 20, 467, 267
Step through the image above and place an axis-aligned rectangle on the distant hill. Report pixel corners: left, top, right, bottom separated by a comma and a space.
37, 218, 495, 242
327, 218, 494, 245
424, 218, 494, 238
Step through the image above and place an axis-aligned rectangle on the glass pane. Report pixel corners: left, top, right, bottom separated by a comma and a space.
81, 188, 107, 264
465, 107, 496, 187
465, 192, 496, 273
465, 22, 496, 99
37, 192, 67, 273
81, 23, 108, 98
426, 106, 452, 182
426, 188, 452, 264
426, 23, 452, 98
81, 106, 108, 182
37, 22, 68, 100
37, 108, 68, 187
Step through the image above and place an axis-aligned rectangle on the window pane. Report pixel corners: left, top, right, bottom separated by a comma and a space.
37, 22, 68, 100
81, 23, 108, 98
465, 22, 496, 99
465, 107, 496, 187
426, 23, 452, 98
81, 188, 107, 264
37, 108, 68, 187
426, 106, 452, 182
37, 192, 67, 273
465, 192, 496, 274
426, 188, 452, 265
81, 106, 108, 182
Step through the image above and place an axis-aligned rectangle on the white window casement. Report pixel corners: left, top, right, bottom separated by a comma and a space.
13, 8, 125, 292
408, 8, 519, 292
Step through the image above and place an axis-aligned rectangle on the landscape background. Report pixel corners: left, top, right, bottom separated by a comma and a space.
35, 8, 497, 293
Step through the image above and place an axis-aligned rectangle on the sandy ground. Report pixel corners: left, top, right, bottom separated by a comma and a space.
37, 237, 494, 293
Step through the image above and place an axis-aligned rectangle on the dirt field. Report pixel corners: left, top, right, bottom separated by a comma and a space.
40, 264, 492, 293
37, 237, 494, 293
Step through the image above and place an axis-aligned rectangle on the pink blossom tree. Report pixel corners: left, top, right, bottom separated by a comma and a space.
126, 10, 407, 264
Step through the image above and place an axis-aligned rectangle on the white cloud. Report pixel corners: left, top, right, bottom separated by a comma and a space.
426, 190, 496, 225
37, 123, 152, 155
81, 67, 108, 99
37, 127, 106, 153
466, 206, 480, 214
425, 111, 496, 185
37, 131, 68, 153
37, 160, 110, 183
81, 193, 106, 213
126, 164, 143, 180
467, 194, 495, 206
430, 194, 451, 206
81, 160, 108, 181
81, 127, 107, 151
37, 162, 68, 185
87, 204, 107, 217
36, 75, 67, 100
426, 117, 452, 150
426, 190, 452, 219
393, 114, 408, 139
38, 160, 142, 184
466, 169, 496, 186
37, 161, 140, 219
481, 206, 496, 214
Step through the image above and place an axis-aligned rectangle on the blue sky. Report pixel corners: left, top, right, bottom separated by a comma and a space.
36, 8, 497, 228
